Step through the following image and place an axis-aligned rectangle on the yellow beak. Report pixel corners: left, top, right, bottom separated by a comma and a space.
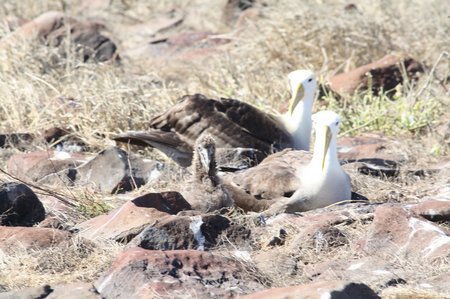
322, 125, 332, 171
288, 83, 305, 116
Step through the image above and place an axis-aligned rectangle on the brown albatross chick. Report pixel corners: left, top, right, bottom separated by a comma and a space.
181, 135, 234, 212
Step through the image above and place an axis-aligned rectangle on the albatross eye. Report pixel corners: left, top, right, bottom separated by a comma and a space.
307, 78, 313, 82
335, 121, 340, 126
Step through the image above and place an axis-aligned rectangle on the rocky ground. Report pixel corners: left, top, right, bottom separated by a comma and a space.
0, 0, 449, 298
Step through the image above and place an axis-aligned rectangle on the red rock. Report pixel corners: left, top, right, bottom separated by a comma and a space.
239, 280, 378, 299
410, 200, 450, 221
95, 248, 264, 298
76, 192, 191, 243
124, 30, 231, 64
360, 205, 450, 261
0, 226, 71, 252
337, 134, 404, 162
328, 54, 424, 95
7, 150, 88, 182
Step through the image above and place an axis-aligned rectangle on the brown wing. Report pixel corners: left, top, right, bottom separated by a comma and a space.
149, 94, 292, 154
111, 130, 192, 167
223, 149, 312, 200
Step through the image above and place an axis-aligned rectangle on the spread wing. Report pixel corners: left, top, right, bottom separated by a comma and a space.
149, 94, 292, 153
111, 130, 192, 167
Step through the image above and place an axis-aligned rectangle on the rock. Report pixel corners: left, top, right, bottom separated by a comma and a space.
222, 0, 257, 27
95, 248, 265, 298
124, 30, 231, 65
0, 11, 118, 62
0, 182, 45, 226
0, 133, 34, 149
46, 19, 118, 62
337, 134, 404, 163
39, 147, 164, 193
0, 283, 100, 299
328, 54, 424, 96
360, 205, 450, 261
303, 257, 408, 291
76, 192, 191, 243
267, 209, 356, 251
7, 151, 89, 182
240, 280, 379, 299
0, 226, 71, 252
128, 214, 247, 250
409, 200, 450, 221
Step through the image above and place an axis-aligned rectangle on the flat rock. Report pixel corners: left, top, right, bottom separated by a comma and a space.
240, 280, 379, 299
337, 134, 404, 163
95, 248, 265, 298
328, 54, 424, 96
7, 150, 88, 182
0, 182, 45, 226
76, 192, 191, 243
0, 226, 71, 252
39, 147, 164, 193
304, 257, 409, 291
359, 205, 450, 261
409, 200, 450, 221
124, 30, 231, 65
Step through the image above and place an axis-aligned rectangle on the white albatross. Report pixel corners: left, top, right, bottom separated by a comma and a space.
112, 70, 317, 166
224, 110, 352, 214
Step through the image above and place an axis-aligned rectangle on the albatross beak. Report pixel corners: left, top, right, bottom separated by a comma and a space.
288, 83, 305, 116
322, 125, 332, 171
199, 147, 211, 172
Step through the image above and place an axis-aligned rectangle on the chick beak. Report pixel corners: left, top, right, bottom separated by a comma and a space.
288, 83, 305, 116
321, 125, 332, 171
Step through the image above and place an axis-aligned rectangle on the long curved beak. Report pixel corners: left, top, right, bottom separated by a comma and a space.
288, 83, 305, 116
199, 147, 211, 172
322, 125, 332, 171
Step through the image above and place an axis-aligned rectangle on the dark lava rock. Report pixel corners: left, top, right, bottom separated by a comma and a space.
0, 182, 45, 226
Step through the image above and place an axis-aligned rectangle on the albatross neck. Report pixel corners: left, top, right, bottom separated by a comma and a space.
286, 96, 313, 151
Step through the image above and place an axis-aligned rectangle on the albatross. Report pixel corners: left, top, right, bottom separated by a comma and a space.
181, 135, 234, 212
112, 70, 317, 166
224, 110, 352, 214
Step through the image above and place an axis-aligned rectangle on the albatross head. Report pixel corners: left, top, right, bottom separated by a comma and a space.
196, 135, 217, 174
287, 70, 316, 116
311, 111, 341, 171
284, 70, 317, 150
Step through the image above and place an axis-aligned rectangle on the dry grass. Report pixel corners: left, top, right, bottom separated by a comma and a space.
0, 236, 123, 290
0, 0, 449, 295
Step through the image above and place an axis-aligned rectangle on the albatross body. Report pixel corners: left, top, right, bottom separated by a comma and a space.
112, 70, 317, 166
224, 110, 351, 214
181, 135, 234, 212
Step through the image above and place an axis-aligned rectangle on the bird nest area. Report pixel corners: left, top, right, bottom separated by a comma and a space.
0, 0, 449, 296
